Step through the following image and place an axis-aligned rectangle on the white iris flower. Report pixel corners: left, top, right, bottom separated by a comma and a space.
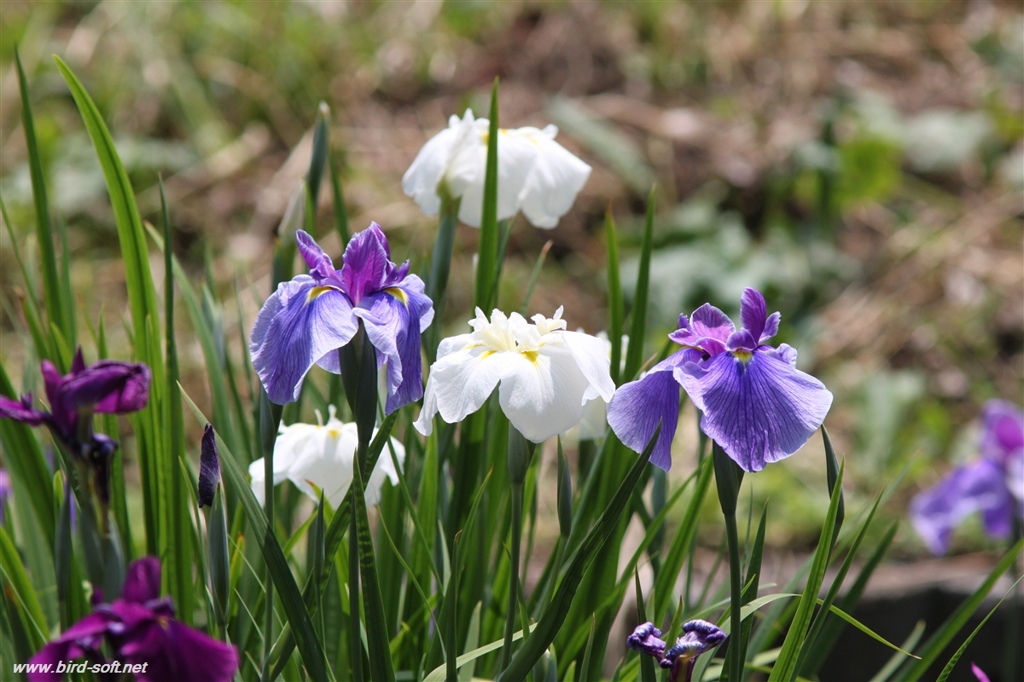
249, 406, 403, 508
414, 307, 615, 443
402, 109, 592, 229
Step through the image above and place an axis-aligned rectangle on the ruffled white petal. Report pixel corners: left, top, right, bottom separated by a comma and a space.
414, 345, 507, 436
515, 127, 592, 229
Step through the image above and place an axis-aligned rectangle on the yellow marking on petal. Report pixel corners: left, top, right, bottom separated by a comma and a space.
481, 350, 495, 359
385, 287, 408, 307
306, 285, 336, 303
521, 350, 539, 365
731, 350, 753, 364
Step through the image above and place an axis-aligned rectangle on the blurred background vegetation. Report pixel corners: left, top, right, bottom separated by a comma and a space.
1, 0, 1021, 558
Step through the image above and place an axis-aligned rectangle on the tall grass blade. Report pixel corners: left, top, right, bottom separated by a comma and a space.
605, 211, 624, 385
623, 189, 655, 380
17, 47, 68, 348
54, 56, 166, 562
766, 462, 845, 682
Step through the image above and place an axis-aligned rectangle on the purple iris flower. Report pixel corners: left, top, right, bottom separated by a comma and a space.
28, 556, 238, 682
911, 400, 1023, 555
0, 348, 150, 463
250, 223, 434, 412
608, 288, 833, 472
627, 620, 726, 682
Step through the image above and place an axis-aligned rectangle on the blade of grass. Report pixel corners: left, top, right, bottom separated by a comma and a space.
766, 462, 845, 682
605, 210, 624, 385
623, 188, 655, 381
17, 47, 68, 348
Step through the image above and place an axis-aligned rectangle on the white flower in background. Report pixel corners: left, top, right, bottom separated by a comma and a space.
402, 109, 591, 229
414, 307, 615, 443
249, 406, 403, 508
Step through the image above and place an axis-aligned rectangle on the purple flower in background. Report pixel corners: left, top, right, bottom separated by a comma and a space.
911, 400, 1024, 555
608, 288, 833, 472
627, 620, 726, 682
28, 557, 238, 682
971, 663, 991, 682
0, 348, 150, 464
250, 224, 434, 412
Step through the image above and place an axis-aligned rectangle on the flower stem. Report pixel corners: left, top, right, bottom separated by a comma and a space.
501, 425, 531, 670
712, 442, 745, 682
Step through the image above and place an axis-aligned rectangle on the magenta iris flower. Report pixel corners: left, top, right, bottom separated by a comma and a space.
911, 400, 1023, 555
0, 348, 150, 461
250, 223, 434, 411
608, 288, 833, 472
627, 620, 726, 682
28, 557, 238, 682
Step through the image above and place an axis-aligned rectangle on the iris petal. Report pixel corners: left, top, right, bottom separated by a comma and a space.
607, 350, 698, 471
340, 222, 391, 304
678, 349, 833, 472
249, 276, 357, 405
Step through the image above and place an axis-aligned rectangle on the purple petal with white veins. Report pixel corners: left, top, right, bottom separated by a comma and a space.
679, 348, 833, 472
296, 230, 337, 281
911, 458, 1015, 555
669, 304, 733, 355
607, 350, 698, 470
356, 288, 423, 414
341, 222, 391, 304
739, 288, 769, 341
761, 311, 781, 343
250, 276, 358, 404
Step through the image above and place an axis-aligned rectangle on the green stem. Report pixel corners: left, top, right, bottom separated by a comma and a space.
348, 500, 363, 682
712, 442, 745, 682
501, 425, 531, 671
502, 482, 524, 671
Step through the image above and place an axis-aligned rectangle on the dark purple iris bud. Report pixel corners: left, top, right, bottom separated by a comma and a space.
608, 288, 833, 472
198, 424, 220, 508
28, 557, 238, 682
0, 348, 150, 460
249, 224, 434, 412
661, 620, 727, 682
626, 622, 667, 659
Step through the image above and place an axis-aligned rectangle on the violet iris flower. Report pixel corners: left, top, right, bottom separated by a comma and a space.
28, 556, 238, 682
627, 620, 726, 682
0, 348, 150, 458
911, 400, 1024, 555
250, 223, 434, 412
608, 288, 833, 472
